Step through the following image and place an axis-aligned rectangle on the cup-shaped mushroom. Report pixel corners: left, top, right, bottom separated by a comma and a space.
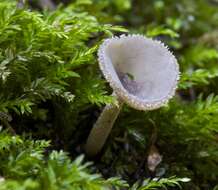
98, 34, 179, 110
85, 34, 179, 156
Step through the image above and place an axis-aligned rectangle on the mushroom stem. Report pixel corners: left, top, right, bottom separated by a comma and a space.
85, 99, 123, 156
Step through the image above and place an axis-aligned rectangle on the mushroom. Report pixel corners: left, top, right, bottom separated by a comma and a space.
85, 34, 180, 156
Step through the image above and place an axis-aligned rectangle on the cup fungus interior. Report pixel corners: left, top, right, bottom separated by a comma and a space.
102, 36, 178, 104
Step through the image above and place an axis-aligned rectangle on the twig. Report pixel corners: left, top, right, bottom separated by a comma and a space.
0, 112, 15, 135
1, 119, 16, 135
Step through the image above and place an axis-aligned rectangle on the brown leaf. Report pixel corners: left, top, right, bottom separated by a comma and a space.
147, 145, 162, 172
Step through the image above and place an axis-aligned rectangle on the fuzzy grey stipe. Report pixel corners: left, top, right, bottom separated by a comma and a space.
85, 34, 180, 156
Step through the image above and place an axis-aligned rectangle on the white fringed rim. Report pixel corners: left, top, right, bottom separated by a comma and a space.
98, 34, 180, 111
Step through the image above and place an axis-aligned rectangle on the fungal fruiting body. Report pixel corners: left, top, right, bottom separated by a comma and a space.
85, 34, 180, 156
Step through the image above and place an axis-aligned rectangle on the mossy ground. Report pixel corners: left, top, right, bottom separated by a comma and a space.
0, 1, 217, 190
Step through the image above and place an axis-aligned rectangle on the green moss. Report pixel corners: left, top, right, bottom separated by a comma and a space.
0, 0, 217, 189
